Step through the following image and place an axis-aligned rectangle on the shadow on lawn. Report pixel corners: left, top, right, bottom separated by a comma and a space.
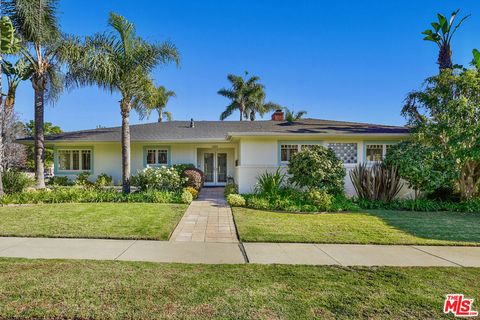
366, 210, 480, 244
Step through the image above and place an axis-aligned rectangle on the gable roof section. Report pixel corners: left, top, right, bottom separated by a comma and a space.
17, 119, 409, 143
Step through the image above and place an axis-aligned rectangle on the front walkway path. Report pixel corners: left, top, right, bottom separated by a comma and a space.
1, 237, 480, 266
170, 187, 238, 243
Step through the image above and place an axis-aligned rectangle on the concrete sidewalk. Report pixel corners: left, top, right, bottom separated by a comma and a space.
1, 237, 480, 266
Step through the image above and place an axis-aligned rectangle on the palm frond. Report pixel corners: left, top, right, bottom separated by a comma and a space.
220, 102, 239, 120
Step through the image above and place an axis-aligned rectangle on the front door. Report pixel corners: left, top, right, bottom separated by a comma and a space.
202, 151, 227, 186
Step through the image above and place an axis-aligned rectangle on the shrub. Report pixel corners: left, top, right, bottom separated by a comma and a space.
181, 189, 193, 204
95, 173, 113, 187
133, 167, 184, 192
246, 196, 271, 210
75, 172, 94, 187
227, 194, 246, 207
288, 145, 345, 194
172, 163, 195, 175
224, 182, 238, 197
48, 176, 72, 186
185, 186, 198, 199
356, 198, 480, 213
2, 171, 34, 194
0, 187, 184, 205
350, 162, 403, 202
306, 188, 333, 211
254, 168, 285, 197
181, 168, 204, 190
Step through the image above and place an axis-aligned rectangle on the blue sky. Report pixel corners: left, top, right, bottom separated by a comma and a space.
10, 0, 480, 131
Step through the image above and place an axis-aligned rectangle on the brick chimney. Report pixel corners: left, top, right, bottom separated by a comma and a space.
271, 109, 284, 121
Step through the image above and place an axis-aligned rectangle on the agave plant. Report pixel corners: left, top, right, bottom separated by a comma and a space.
254, 168, 286, 197
350, 162, 403, 202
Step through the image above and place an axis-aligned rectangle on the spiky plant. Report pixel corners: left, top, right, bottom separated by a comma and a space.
63, 12, 179, 193
422, 9, 469, 70
350, 162, 403, 202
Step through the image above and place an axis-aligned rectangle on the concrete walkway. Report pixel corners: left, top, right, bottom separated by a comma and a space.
1, 237, 480, 266
170, 187, 238, 243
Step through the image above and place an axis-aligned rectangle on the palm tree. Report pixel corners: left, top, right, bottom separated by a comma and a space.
64, 13, 179, 193
0, 15, 21, 196
134, 83, 176, 122
218, 72, 264, 121
284, 107, 307, 122
2, 0, 65, 188
1, 58, 32, 117
422, 9, 469, 70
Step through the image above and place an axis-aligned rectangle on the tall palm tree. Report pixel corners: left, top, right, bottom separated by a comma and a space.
2, 0, 65, 188
218, 72, 264, 121
422, 9, 469, 70
0, 15, 21, 196
64, 13, 179, 193
284, 107, 307, 122
134, 82, 176, 122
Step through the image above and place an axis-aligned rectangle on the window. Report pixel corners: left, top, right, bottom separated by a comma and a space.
301, 144, 317, 150
280, 144, 299, 162
328, 143, 357, 164
57, 149, 92, 171
365, 144, 393, 162
146, 148, 169, 166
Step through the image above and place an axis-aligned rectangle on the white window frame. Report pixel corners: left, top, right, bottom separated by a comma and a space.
279, 142, 323, 165
280, 144, 299, 164
56, 148, 92, 172
365, 143, 394, 163
145, 148, 169, 166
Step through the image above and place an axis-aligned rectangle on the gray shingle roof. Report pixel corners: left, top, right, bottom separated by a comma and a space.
18, 119, 409, 143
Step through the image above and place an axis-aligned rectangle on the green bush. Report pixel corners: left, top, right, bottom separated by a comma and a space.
2, 171, 34, 194
95, 173, 113, 187
356, 198, 480, 213
306, 188, 333, 211
185, 186, 198, 199
48, 176, 72, 186
172, 163, 195, 175
288, 145, 346, 195
132, 167, 185, 192
0, 187, 184, 205
224, 182, 238, 197
254, 168, 285, 197
75, 172, 93, 187
227, 194, 246, 207
181, 189, 193, 204
247, 196, 271, 210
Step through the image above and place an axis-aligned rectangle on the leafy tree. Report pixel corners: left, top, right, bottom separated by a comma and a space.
402, 69, 480, 199
24, 120, 62, 171
384, 141, 455, 198
284, 107, 307, 122
288, 145, 345, 195
218, 72, 264, 121
63, 12, 179, 193
422, 9, 469, 70
134, 83, 175, 122
2, 0, 67, 188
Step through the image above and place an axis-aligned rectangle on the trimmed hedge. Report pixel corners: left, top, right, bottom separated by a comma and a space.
357, 198, 480, 213
0, 187, 185, 205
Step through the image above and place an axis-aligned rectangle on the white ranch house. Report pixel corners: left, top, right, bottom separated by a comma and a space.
21, 111, 410, 195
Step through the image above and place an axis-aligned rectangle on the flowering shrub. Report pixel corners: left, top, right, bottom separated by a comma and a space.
181, 189, 193, 204
185, 186, 199, 199
227, 194, 246, 207
181, 168, 204, 190
132, 166, 185, 192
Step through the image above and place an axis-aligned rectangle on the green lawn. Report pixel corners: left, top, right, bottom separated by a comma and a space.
233, 208, 480, 245
0, 258, 478, 319
0, 203, 187, 240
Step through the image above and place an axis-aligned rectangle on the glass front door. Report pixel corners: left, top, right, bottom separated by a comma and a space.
203, 153, 214, 183
202, 151, 228, 185
217, 153, 227, 183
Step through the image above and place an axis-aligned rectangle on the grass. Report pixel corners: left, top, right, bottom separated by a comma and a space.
0, 258, 478, 319
0, 203, 187, 240
233, 208, 480, 245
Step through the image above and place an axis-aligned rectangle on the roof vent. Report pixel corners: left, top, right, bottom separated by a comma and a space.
190, 118, 195, 128
271, 109, 284, 121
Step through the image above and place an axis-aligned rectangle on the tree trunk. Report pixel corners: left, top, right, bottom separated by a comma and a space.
250, 110, 255, 121
458, 161, 480, 200
158, 108, 163, 122
32, 74, 46, 188
438, 43, 453, 71
121, 101, 131, 193
0, 64, 4, 197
